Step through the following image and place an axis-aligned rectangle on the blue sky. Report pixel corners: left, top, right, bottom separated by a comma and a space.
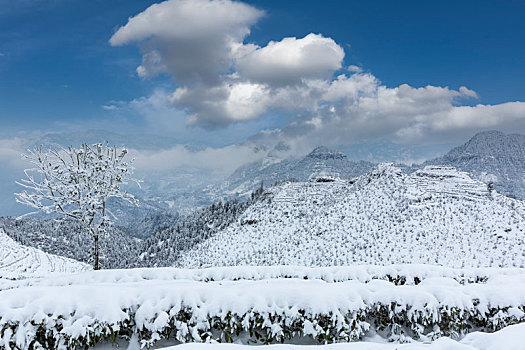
1, 0, 524, 141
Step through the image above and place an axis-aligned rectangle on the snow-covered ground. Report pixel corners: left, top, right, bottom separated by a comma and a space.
157, 322, 525, 349
1, 266, 524, 349
0, 228, 90, 280
179, 164, 525, 268
2, 264, 525, 290
97, 324, 525, 349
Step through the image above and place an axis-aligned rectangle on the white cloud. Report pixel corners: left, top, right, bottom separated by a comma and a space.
131, 143, 265, 176
102, 104, 119, 111
110, 0, 264, 84
109, 0, 347, 127
347, 65, 362, 73
425, 102, 525, 132
0, 138, 26, 169
263, 79, 525, 148
321, 73, 378, 102
459, 86, 478, 99
111, 0, 525, 147
236, 33, 344, 86
168, 82, 272, 127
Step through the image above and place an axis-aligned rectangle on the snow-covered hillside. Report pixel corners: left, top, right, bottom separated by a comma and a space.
425, 130, 525, 200
0, 229, 89, 279
0, 218, 143, 269
179, 163, 525, 268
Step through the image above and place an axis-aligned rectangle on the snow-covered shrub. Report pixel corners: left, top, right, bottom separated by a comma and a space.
1, 267, 525, 349
1, 301, 523, 349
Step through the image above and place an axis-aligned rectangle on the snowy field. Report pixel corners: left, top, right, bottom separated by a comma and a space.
1, 266, 524, 349
159, 326, 525, 349
0, 229, 90, 280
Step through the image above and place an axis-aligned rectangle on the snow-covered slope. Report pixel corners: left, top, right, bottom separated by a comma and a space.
5, 265, 524, 291
161, 327, 525, 350
0, 218, 143, 269
223, 146, 374, 197
179, 163, 525, 268
425, 130, 525, 200
0, 229, 89, 279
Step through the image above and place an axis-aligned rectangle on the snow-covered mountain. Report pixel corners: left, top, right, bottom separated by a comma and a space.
221, 131, 525, 204
8, 130, 525, 256
425, 130, 525, 200
178, 163, 525, 268
0, 228, 89, 279
222, 146, 374, 197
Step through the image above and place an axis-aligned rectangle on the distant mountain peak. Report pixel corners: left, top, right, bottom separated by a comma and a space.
354, 162, 403, 187
272, 141, 291, 153
470, 130, 505, 139
424, 130, 525, 199
444, 130, 525, 158
306, 146, 348, 160
366, 162, 400, 176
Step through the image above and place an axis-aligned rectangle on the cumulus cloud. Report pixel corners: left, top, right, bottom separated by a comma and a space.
458, 86, 478, 99
111, 0, 525, 147
421, 102, 525, 132
110, 0, 264, 84
168, 82, 272, 127
109, 0, 348, 127
236, 34, 344, 86
260, 80, 525, 148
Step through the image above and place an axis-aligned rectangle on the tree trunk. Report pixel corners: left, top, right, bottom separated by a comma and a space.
94, 234, 100, 270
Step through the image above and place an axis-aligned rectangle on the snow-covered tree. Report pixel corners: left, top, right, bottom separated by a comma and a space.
15, 143, 140, 270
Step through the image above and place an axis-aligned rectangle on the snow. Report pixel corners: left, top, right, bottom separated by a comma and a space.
178, 164, 525, 268
0, 228, 90, 280
2, 264, 524, 291
461, 322, 525, 349
156, 323, 525, 349
1, 265, 525, 348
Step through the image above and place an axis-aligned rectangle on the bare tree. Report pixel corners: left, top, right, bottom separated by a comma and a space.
15, 143, 140, 270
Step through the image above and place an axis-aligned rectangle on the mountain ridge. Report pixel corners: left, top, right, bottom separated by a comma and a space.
222, 145, 374, 197
425, 130, 525, 199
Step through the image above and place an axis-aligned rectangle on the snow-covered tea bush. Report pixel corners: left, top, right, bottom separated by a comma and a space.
1, 266, 525, 349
